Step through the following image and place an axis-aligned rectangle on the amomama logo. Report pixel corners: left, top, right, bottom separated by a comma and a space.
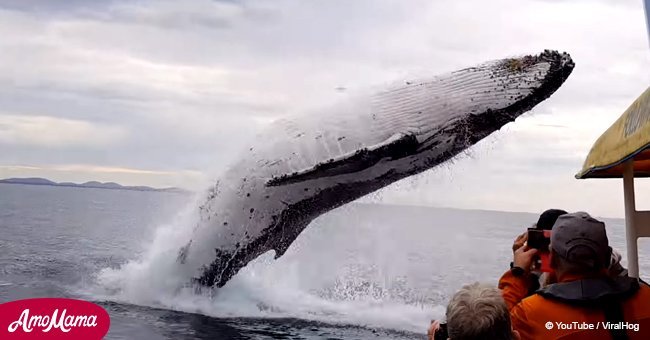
0, 298, 110, 339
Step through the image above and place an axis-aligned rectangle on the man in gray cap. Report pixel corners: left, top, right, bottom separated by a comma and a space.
511, 209, 627, 296
499, 212, 650, 340
550, 211, 611, 273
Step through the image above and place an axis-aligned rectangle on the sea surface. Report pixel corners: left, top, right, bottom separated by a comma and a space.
1, 183, 649, 339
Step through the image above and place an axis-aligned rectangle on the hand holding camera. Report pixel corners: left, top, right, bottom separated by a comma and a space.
513, 239, 538, 274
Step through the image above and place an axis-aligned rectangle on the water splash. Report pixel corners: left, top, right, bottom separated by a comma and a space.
91, 202, 443, 333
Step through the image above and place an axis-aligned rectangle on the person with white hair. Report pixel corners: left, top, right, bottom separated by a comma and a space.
428, 282, 521, 340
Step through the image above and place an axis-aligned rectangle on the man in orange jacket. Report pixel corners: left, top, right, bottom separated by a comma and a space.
499, 212, 650, 340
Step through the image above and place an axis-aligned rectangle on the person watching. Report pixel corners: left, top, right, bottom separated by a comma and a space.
512, 209, 627, 294
500, 212, 650, 339
428, 282, 521, 340
511, 209, 568, 294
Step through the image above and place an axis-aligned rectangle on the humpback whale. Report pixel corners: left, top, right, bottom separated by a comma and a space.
178, 50, 575, 288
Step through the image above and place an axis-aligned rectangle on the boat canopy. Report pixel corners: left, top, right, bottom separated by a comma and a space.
576, 87, 650, 179
576, 87, 650, 279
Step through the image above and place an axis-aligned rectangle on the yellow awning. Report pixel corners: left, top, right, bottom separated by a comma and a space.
577, 87, 650, 179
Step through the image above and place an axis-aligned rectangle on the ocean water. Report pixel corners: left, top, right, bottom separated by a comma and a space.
1, 183, 648, 339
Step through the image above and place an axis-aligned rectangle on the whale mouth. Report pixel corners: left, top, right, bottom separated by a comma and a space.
501, 50, 574, 74
497, 50, 574, 120
444, 50, 573, 149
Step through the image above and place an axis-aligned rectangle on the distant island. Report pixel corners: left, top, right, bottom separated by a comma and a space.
0, 177, 189, 193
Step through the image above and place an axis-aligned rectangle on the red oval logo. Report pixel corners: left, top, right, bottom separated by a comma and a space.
0, 298, 110, 339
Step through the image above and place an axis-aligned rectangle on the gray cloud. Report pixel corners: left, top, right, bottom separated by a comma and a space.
0, 0, 647, 216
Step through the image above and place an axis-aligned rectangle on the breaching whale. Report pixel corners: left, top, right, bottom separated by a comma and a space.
178, 50, 575, 288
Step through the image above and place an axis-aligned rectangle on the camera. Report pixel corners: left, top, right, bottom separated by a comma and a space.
434, 323, 448, 340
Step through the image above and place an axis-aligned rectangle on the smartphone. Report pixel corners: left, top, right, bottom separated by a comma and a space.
527, 229, 551, 250
527, 229, 553, 272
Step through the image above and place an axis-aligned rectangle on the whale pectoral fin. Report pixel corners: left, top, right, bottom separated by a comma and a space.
266, 133, 419, 186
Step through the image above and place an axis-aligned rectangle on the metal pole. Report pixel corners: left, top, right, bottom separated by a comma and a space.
623, 160, 639, 278
645, 0, 650, 46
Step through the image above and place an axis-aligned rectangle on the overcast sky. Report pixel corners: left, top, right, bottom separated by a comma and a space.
0, 0, 648, 217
